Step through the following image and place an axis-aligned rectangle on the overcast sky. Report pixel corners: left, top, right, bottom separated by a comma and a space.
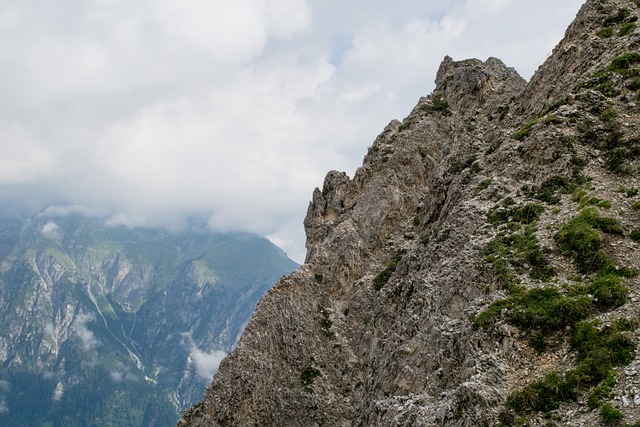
1, 0, 585, 263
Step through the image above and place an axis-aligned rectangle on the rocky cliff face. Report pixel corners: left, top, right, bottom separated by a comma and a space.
179, 0, 640, 425
0, 214, 298, 426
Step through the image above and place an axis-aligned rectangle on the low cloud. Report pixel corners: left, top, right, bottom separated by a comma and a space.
109, 362, 137, 383
40, 221, 60, 239
44, 322, 55, 337
39, 204, 94, 218
110, 371, 124, 383
74, 313, 99, 351
0, 0, 584, 263
190, 347, 227, 380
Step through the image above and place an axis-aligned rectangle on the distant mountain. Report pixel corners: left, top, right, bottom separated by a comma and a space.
0, 213, 298, 426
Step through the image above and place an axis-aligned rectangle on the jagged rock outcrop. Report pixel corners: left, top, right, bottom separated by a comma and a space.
179, 0, 640, 425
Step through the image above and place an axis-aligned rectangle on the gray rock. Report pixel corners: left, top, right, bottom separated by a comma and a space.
179, 0, 640, 425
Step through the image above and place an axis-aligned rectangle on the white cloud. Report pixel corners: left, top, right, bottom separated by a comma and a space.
44, 322, 55, 337
39, 205, 94, 218
0, 0, 584, 263
40, 221, 60, 239
152, 0, 310, 64
0, 122, 53, 185
266, 0, 311, 39
74, 313, 99, 351
110, 371, 124, 383
190, 347, 227, 380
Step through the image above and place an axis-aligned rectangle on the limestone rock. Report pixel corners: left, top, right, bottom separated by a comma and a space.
179, 0, 640, 425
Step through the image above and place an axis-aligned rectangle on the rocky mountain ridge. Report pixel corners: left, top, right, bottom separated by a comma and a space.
179, 0, 640, 425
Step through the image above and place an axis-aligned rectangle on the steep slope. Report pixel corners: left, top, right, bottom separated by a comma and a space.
0, 214, 298, 426
179, 0, 640, 425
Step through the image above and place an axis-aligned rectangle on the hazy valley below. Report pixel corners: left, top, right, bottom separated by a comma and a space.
0, 213, 298, 426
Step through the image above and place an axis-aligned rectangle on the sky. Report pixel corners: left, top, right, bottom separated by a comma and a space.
0, 0, 585, 263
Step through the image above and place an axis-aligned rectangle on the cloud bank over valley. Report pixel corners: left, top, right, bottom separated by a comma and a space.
0, 0, 584, 262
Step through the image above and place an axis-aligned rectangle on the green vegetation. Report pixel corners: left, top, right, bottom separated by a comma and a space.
555, 208, 623, 273
422, 97, 452, 115
540, 99, 568, 117
487, 200, 545, 226
497, 105, 510, 121
524, 175, 576, 205
603, 9, 632, 27
628, 78, 640, 91
609, 52, 640, 74
633, 201, 640, 212
620, 186, 639, 197
373, 251, 405, 290
472, 298, 514, 329
507, 318, 636, 414
451, 154, 478, 174
630, 228, 640, 241
598, 27, 614, 38
541, 116, 562, 125
478, 203, 637, 418
620, 22, 637, 36
576, 70, 617, 96
577, 49, 640, 98
573, 107, 637, 175
587, 372, 616, 408
604, 133, 639, 175
0, 366, 177, 427
510, 289, 590, 333
588, 272, 629, 309
483, 205, 554, 289
601, 107, 618, 124
474, 287, 590, 351
300, 365, 321, 393
578, 208, 623, 234
507, 371, 575, 413
512, 203, 545, 224
572, 190, 611, 209
420, 227, 441, 245
476, 178, 493, 193
600, 403, 623, 424
512, 100, 570, 141
319, 307, 334, 337
512, 119, 538, 141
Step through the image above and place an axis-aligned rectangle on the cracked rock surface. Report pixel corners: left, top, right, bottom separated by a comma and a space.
179, 0, 640, 425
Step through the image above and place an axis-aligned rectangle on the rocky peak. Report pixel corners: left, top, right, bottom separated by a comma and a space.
433, 56, 526, 120
179, 0, 640, 425
520, 0, 640, 114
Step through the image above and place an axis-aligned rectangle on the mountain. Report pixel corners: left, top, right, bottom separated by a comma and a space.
0, 213, 298, 426
178, 0, 640, 425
